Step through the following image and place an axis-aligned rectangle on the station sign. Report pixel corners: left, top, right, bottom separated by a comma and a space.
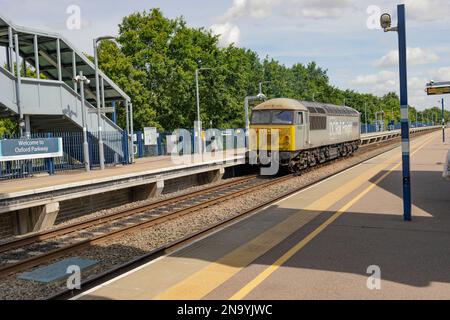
0, 138, 63, 161
426, 86, 450, 95
425, 81, 450, 96
144, 127, 158, 145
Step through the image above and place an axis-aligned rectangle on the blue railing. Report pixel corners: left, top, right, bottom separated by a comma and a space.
0, 131, 127, 180
133, 129, 246, 158
361, 122, 434, 134
0, 128, 247, 179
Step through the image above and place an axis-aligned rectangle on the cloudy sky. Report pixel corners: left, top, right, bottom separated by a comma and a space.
2, 0, 450, 110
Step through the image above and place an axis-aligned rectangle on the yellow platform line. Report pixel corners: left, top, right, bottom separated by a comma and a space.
153, 134, 434, 300
229, 134, 434, 300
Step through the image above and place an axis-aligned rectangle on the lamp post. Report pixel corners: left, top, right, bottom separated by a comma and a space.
93, 35, 118, 169
364, 102, 368, 133
441, 98, 445, 142
195, 68, 211, 154
73, 71, 91, 172
375, 110, 384, 132
380, 4, 411, 221
259, 81, 270, 96
244, 81, 270, 147
244, 93, 268, 148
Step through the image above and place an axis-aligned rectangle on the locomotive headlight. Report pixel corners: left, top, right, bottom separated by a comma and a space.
282, 135, 290, 146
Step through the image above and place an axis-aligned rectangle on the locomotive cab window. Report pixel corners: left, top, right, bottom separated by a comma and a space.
251, 110, 293, 124
272, 111, 293, 124
251, 110, 271, 124
295, 112, 304, 125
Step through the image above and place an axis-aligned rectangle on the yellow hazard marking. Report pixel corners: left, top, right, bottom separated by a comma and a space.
154, 133, 434, 300
229, 134, 434, 300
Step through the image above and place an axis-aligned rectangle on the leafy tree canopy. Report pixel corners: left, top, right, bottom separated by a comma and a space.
2, 8, 448, 136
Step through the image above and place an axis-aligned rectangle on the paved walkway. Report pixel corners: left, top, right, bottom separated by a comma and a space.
76, 130, 450, 300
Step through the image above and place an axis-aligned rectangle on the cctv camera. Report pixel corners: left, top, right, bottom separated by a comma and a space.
380, 13, 392, 30
256, 93, 267, 100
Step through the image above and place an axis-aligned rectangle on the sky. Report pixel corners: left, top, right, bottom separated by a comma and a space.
1, 0, 450, 110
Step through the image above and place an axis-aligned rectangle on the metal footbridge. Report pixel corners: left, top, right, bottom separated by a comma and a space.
0, 14, 130, 156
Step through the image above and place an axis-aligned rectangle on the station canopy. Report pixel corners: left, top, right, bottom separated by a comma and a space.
0, 14, 130, 105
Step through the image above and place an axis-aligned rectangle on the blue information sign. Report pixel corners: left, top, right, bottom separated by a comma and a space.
0, 138, 63, 161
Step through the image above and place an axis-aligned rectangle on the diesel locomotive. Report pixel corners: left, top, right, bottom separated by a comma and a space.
249, 98, 361, 172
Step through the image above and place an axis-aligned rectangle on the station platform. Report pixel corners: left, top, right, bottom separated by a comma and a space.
0, 151, 245, 198
76, 129, 450, 300
0, 150, 245, 237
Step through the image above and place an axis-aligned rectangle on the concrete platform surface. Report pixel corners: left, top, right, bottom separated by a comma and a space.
0, 150, 245, 198
75, 130, 450, 300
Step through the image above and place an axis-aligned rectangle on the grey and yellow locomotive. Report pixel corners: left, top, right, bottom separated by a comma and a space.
249, 98, 361, 172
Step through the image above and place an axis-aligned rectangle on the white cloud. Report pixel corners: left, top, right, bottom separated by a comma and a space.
374, 47, 439, 68
212, 0, 353, 47
283, 0, 352, 19
433, 67, 450, 82
221, 0, 282, 21
220, 0, 352, 21
404, 0, 450, 22
210, 22, 240, 47
351, 70, 396, 87
349, 70, 436, 109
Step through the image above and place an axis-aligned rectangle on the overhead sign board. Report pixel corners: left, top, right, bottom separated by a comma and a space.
426, 86, 450, 95
0, 138, 63, 161
425, 81, 450, 96
144, 127, 158, 145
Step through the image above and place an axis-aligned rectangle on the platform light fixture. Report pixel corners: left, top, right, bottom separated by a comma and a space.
93, 35, 120, 169
195, 67, 212, 155
73, 72, 91, 172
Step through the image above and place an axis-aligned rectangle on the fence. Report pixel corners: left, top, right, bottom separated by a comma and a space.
360, 122, 434, 134
0, 131, 128, 180
133, 129, 247, 158
0, 128, 246, 180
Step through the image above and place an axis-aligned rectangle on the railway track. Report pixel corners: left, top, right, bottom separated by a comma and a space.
0, 174, 259, 255
0, 173, 292, 278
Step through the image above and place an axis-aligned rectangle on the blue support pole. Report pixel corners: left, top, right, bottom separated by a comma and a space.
157, 134, 162, 156
46, 133, 55, 175
397, 4, 411, 221
442, 98, 445, 143
122, 130, 129, 165
112, 101, 117, 124
137, 131, 144, 158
